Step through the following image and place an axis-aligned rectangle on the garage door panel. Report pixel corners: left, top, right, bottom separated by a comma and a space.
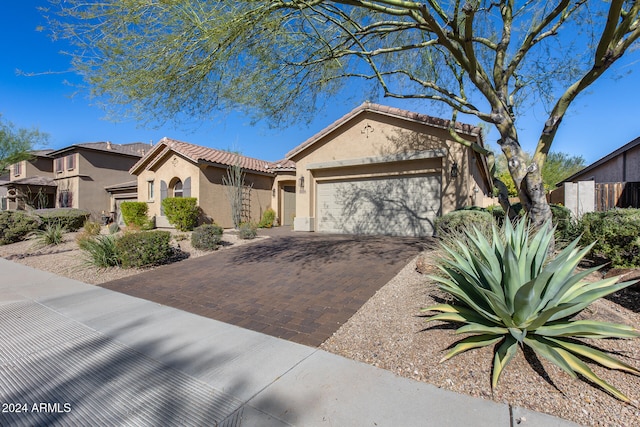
317, 174, 441, 236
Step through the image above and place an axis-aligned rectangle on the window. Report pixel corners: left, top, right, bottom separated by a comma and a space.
55, 157, 64, 173
173, 180, 183, 197
66, 154, 76, 170
13, 162, 21, 176
148, 180, 155, 200
58, 190, 72, 208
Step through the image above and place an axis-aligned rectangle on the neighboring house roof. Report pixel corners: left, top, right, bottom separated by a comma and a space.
49, 142, 151, 158
266, 158, 297, 172
31, 149, 54, 157
286, 102, 483, 159
130, 137, 275, 175
1, 176, 57, 187
560, 135, 640, 184
105, 180, 138, 191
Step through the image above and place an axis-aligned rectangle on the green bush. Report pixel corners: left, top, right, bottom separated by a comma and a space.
238, 222, 257, 240
162, 197, 199, 231
435, 209, 495, 237
579, 209, 640, 268
30, 222, 67, 247
0, 211, 41, 245
35, 208, 90, 231
83, 220, 102, 236
258, 208, 276, 228
191, 224, 224, 250
115, 231, 173, 268
120, 202, 150, 228
78, 234, 120, 268
423, 217, 640, 402
108, 222, 120, 234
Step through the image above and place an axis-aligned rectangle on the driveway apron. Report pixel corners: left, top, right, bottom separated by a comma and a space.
100, 232, 429, 346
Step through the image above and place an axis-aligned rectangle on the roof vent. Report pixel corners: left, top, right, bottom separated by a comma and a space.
106, 141, 112, 150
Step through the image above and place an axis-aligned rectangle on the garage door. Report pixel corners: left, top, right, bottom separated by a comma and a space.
316, 174, 441, 236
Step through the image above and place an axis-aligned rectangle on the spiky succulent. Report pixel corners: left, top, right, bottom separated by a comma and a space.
423, 217, 639, 401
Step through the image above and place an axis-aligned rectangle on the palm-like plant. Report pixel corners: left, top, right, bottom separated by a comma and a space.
423, 218, 639, 401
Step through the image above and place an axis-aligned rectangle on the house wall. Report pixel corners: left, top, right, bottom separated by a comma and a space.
289, 111, 486, 230
9, 156, 53, 181
271, 171, 296, 226
53, 149, 141, 217
570, 144, 640, 183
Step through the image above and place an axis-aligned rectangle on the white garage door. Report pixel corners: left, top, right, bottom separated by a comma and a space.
316, 174, 441, 236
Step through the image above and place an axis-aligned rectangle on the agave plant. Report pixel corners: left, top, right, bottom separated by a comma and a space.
423, 217, 639, 401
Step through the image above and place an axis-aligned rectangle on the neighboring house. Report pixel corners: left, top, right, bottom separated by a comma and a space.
2, 150, 56, 210
0, 170, 9, 210
551, 135, 640, 214
285, 102, 493, 236
47, 142, 150, 218
129, 138, 276, 229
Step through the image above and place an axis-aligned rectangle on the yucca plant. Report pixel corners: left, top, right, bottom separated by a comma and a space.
422, 217, 639, 401
78, 234, 120, 268
30, 222, 66, 247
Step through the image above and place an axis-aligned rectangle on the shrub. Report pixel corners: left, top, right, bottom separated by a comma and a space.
120, 202, 149, 228
435, 209, 495, 237
30, 222, 66, 247
83, 220, 102, 236
191, 224, 224, 250
258, 208, 276, 228
238, 222, 257, 240
78, 234, 120, 268
422, 217, 640, 402
549, 204, 580, 244
108, 222, 120, 234
0, 211, 41, 245
579, 209, 640, 268
162, 197, 199, 231
35, 208, 90, 231
115, 230, 173, 268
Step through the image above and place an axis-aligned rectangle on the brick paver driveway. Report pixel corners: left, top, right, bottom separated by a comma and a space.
101, 230, 432, 346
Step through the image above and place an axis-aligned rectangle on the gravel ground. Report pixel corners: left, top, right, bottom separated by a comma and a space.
1, 230, 639, 426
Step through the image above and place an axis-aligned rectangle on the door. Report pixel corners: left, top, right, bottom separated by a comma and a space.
282, 185, 296, 226
316, 174, 441, 236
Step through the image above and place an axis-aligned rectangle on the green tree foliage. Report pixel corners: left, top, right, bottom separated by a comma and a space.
0, 114, 49, 172
161, 197, 199, 231
47, 1, 640, 226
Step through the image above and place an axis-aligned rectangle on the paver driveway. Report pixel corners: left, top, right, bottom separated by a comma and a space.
101, 230, 431, 346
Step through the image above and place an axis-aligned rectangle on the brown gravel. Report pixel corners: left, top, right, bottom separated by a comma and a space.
2, 231, 639, 426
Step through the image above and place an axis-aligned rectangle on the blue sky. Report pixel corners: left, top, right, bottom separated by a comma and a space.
2, 1, 639, 165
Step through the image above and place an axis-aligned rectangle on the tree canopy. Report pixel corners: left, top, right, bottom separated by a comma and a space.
46, 0, 640, 225
0, 115, 49, 173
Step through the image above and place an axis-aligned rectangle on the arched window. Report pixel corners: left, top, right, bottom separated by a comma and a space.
173, 179, 183, 197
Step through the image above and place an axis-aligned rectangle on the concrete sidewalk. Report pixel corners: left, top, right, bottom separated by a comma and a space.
0, 258, 581, 426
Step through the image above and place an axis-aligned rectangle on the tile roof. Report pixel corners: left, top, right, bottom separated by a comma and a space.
2, 176, 57, 187
50, 142, 151, 157
286, 102, 482, 159
266, 158, 296, 172
131, 138, 278, 174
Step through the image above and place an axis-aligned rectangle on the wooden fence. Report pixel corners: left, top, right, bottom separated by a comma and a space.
595, 182, 640, 211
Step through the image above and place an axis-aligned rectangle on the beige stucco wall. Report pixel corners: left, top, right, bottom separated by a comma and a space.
289, 111, 488, 230
271, 171, 296, 226
570, 144, 640, 183
9, 156, 53, 181
138, 152, 273, 229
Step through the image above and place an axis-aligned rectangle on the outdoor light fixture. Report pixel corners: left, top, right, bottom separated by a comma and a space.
451, 162, 459, 178
299, 176, 305, 191
272, 188, 276, 197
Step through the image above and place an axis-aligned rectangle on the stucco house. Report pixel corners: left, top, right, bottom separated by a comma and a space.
3, 150, 56, 210
284, 102, 493, 236
129, 138, 276, 228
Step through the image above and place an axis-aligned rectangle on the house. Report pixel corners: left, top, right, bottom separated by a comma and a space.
0, 170, 9, 210
129, 138, 275, 228
284, 102, 493, 236
3, 150, 56, 210
551, 135, 640, 214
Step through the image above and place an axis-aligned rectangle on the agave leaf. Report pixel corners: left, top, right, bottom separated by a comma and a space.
512, 277, 542, 325
540, 244, 595, 307
502, 244, 523, 313
546, 337, 640, 375
441, 334, 503, 362
492, 335, 518, 388
553, 347, 631, 402
525, 222, 554, 278
423, 308, 502, 328
508, 327, 527, 343
456, 323, 509, 336
524, 336, 577, 379
536, 320, 639, 339
524, 302, 580, 331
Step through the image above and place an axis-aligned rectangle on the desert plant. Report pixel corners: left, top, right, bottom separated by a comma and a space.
120, 201, 149, 228
238, 222, 257, 240
579, 209, 640, 268
435, 209, 495, 237
35, 208, 90, 231
0, 210, 41, 245
191, 224, 224, 250
115, 230, 173, 268
258, 208, 276, 228
108, 222, 120, 234
161, 197, 199, 231
78, 234, 120, 268
30, 222, 67, 247
422, 217, 640, 402
83, 220, 102, 236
